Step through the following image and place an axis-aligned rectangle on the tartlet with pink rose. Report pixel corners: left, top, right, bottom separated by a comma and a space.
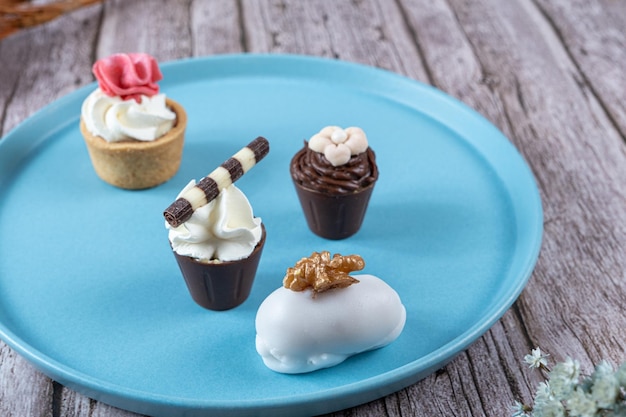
80, 52, 187, 190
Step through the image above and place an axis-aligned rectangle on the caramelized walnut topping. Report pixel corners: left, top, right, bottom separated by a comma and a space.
283, 251, 364, 296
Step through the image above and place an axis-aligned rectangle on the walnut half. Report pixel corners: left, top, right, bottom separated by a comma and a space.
283, 251, 364, 296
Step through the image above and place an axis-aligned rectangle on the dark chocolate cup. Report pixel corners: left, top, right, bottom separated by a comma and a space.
292, 182, 375, 240
172, 225, 266, 311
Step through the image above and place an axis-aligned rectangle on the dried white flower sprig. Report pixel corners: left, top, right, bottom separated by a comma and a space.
512, 348, 626, 417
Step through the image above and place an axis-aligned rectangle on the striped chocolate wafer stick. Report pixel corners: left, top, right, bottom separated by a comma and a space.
164, 136, 270, 227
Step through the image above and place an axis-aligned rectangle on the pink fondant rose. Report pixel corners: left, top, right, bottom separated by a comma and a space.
92, 53, 162, 102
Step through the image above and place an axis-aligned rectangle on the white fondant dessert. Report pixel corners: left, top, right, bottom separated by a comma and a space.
255, 252, 406, 374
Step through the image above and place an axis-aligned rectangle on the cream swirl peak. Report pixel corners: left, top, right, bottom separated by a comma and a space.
164, 137, 270, 227
166, 181, 263, 262
83, 53, 176, 142
308, 126, 369, 167
81, 89, 175, 142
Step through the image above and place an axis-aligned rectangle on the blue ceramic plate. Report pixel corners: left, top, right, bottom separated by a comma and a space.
0, 54, 542, 416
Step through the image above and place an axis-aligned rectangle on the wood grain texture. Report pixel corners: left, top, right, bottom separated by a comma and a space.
96, 0, 192, 60
0, 4, 100, 136
1, 0, 625, 416
0, 344, 52, 417
242, 0, 428, 81
534, 0, 626, 137
191, 0, 244, 55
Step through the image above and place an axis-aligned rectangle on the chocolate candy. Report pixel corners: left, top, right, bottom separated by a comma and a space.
164, 136, 269, 227
173, 225, 267, 310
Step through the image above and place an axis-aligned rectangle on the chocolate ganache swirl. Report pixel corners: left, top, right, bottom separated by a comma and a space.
290, 142, 379, 195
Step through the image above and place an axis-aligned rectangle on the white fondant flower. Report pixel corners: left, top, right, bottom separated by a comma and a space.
308, 126, 368, 167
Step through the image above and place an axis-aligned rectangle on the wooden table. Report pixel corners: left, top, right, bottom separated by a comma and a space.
1, 1, 625, 416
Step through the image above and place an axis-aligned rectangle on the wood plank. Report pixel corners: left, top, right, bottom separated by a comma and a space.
241, 0, 428, 81
96, 0, 244, 59
96, 0, 193, 61
533, 0, 626, 137
0, 4, 101, 136
55, 387, 142, 417
0, 344, 52, 417
393, 0, 514, 143
191, 0, 244, 55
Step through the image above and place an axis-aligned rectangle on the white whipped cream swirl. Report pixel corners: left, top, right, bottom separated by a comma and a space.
81, 88, 175, 142
166, 181, 263, 262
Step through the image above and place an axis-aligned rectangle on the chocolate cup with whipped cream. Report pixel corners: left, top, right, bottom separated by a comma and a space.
80, 98, 186, 190
173, 225, 266, 311
290, 145, 378, 240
